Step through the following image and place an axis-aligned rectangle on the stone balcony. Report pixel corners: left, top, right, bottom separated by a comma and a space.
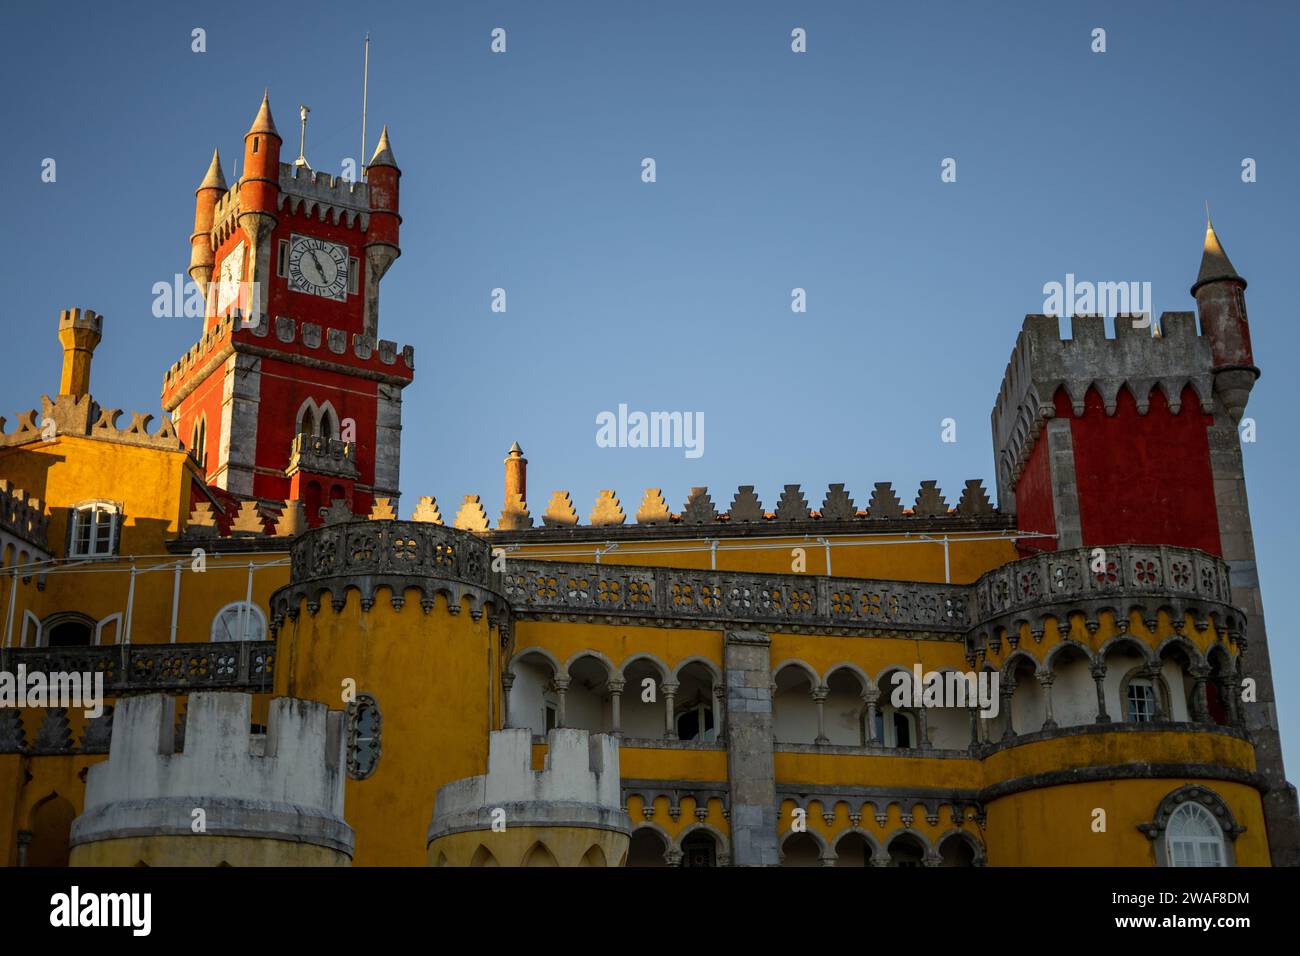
287, 433, 359, 480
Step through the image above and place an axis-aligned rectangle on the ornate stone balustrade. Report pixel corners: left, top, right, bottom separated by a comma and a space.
0, 640, 274, 695
271, 519, 501, 621
502, 559, 970, 634
287, 433, 359, 479
967, 544, 1241, 651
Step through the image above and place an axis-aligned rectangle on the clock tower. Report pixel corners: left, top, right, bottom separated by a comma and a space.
162, 92, 413, 523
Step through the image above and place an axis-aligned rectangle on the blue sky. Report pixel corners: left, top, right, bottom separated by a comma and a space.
3, 1, 1300, 772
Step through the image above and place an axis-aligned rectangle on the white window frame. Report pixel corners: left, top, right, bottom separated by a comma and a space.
69, 501, 120, 558
211, 601, 267, 643
873, 706, 917, 749
1165, 802, 1227, 867
348, 256, 360, 295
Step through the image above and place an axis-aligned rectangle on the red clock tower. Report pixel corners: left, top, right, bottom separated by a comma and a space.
162, 93, 413, 524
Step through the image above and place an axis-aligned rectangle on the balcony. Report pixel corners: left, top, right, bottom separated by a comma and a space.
287, 433, 358, 480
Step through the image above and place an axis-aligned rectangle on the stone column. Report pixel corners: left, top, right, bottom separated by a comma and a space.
1037, 672, 1057, 730
553, 677, 569, 729
16, 830, 31, 867
864, 689, 880, 745
1000, 679, 1017, 740
662, 682, 679, 740
1189, 666, 1210, 723
812, 685, 829, 745
712, 680, 726, 741
968, 706, 981, 750
607, 679, 624, 735
1143, 664, 1166, 721
1090, 663, 1110, 723
916, 705, 932, 750
501, 672, 514, 729
724, 630, 779, 867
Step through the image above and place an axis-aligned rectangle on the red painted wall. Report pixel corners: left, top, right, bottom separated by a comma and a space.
1014, 423, 1056, 554
250, 353, 378, 508
207, 205, 370, 337
1069, 384, 1221, 555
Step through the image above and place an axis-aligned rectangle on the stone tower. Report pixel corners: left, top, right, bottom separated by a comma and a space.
69, 693, 352, 866
990, 220, 1298, 865
161, 93, 414, 522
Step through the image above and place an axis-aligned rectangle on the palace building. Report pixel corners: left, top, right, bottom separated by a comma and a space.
1, 93, 1296, 867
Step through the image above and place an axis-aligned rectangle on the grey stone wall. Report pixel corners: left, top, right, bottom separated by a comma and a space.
724, 630, 778, 866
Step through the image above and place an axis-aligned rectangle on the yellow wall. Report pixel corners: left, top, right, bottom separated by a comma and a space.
428, 825, 628, 867
70, 834, 350, 867
275, 586, 502, 867
508, 532, 1017, 584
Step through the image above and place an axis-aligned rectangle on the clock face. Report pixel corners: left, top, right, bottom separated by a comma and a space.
288, 234, 349, 301
216, 241, 245, 313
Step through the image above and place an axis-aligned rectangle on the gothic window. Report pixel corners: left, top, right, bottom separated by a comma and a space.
68, 502, 120, 558
347, 694, 382, 780
211, 601, 266, 642
190, 417, 207, 471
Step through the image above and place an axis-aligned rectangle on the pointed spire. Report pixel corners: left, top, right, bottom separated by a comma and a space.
1192, 214, 1244, 293
506, 441, 523, 458
198, 147, 227, 191
247, 89, 279, 138
368, 125, 398, 168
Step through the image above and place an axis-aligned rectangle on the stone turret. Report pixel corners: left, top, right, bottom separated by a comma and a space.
427, 727, 631, 866
1191, 218, 1257, 422
70, 692, 352, 866
57, 308, 102, 400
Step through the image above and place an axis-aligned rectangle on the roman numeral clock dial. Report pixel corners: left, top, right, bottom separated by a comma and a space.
287, 234, 349, 301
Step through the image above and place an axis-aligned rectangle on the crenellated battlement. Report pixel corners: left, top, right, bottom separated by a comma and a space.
161, 313, 414, 408
278, 162, 371, 228
178, 479, 1004, 542
0, 394, 181, 450
991, 313, 1216, 507
70, 692, 352, 856
0, 478, 49, 551
57, 307, 102, 336
427, 728, 629, 844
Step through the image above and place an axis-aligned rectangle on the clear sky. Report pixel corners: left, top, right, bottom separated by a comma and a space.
3, 1, 1299, 772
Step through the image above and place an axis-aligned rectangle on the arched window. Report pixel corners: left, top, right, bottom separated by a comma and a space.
319, 407, 336, 440
211, 601, 266, 642
68, 502, 120, 558
1166, 803, 1227, 867
190, 416, 208, 471
1141, 785, 1242, 866
42, 612, 95, 648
